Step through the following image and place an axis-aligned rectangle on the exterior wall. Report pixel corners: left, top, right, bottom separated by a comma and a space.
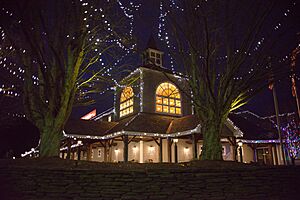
113, 67, 193, 121
241, 144, 254, 163
111, 141, 124, 162
91, 147, 105, 162
171, 139, 193, 162
143, 140, 159, 163
141, 68, 192, 117
95, 138, 235, 163
198, 142, 233, 161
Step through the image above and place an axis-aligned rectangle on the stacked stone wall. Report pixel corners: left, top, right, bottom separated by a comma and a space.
0, 160, 299, 200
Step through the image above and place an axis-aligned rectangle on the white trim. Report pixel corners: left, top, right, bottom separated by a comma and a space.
240, 139, 280, 144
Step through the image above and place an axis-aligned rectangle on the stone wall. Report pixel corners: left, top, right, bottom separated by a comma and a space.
0, 159, 299, 200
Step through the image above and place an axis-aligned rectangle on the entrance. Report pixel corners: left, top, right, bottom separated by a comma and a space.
257, 147, 273, 165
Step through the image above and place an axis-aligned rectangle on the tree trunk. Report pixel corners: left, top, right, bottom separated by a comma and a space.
201, 119, 223, 160
39, 127, 62, 157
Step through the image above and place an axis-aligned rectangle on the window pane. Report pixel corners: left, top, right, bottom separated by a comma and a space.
169, 99, 175, 106
163, 98, 168, 105
156, 105, 162, 112
156, 53, 161, 58
163, 106, 168, 113
156, 97, 162, 104
151, 51, 155, 57
170, 107, 175, 114
176, 100, 181, 107
176, 108, 181, 114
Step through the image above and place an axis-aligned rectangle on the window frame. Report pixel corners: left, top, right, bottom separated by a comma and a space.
155, 82, 182, 115
119, 86, 134, 118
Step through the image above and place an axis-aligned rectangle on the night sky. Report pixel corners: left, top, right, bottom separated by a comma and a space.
0, 0, 299, 156
72, 0, 300, 118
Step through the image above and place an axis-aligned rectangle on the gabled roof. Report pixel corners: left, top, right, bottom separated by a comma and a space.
146, 34, 159, 50
140, 64, 173, 74
229, 113, 278, 140
107, 113, 173, 134
64, 119, 117, 137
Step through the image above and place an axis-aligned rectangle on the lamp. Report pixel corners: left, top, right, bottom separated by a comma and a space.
184, 147, 190, 156
148, 145, 155, 155
238, 140, 243, 147
237, 140, 243, 163
173, 138, 178, 143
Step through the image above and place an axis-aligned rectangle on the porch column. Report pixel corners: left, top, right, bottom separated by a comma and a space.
66, 139, 71, 160
168, 138, 172, 163
71, 150, 75, 160
123, 135, 129, 162
192, 133, 198, 159
86, 143, 92, 161
104, 143, 108, 162
252, 144, 257, 162
77, 146, 81, 160
174, 140, 178, 163
273, 144, 278, 165
139, 140, 144, 163
159, 138, 163, 163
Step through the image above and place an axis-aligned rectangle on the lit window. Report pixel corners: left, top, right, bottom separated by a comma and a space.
120, 87, 134, 117
156, 82, 181, 115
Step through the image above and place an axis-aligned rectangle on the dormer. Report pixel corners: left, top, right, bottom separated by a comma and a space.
142, 35, 164, 67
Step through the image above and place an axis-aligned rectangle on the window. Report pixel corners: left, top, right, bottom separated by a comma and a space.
156, 82, 181, 115
149, 50, 162, 67
120, 87, 134, 117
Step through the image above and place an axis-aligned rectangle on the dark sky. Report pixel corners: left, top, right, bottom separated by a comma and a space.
72, 0, 300, 119
0, 0, 299, 156
0, 0, 299, 119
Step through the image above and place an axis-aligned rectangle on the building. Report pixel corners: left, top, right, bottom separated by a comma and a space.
61, 37, 286, 165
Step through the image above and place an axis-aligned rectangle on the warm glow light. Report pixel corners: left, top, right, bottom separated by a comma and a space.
173, 138, 178, 143
156, 82, 181, 115
238, 141, 243, 147
184, 147, 189, 155
120, 87, 134, 117
148, 145, 155, 155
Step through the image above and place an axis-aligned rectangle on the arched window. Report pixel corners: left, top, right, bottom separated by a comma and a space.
156, 82, 181, 115
120, 87, 134, 117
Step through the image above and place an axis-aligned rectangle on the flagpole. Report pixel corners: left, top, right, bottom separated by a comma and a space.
269, 56, 286, 165
291, 46, 300, 119
272, 84, 286, 165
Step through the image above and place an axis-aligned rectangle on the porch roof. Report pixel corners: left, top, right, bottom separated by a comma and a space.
229, 113, 278, 140
64, 112, 234, 139
64, 119, 117, 137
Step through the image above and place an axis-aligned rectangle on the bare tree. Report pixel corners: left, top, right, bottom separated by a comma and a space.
163, 0, 288, 160
0, 0, 134, 157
